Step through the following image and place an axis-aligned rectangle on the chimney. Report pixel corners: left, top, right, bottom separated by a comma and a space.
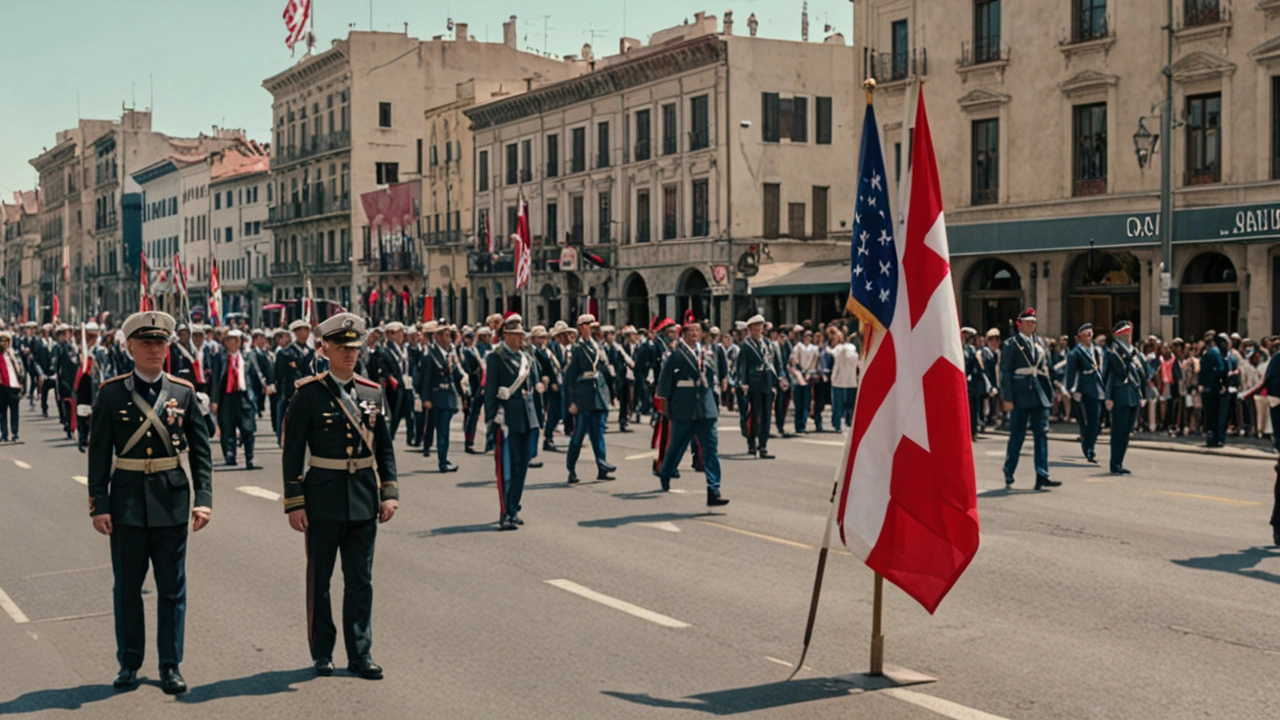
747, 12, 758, 37
455, 22, 468, 41
723, 10, 733, 35
801, 1, 809, 42
503, 15, 517, 48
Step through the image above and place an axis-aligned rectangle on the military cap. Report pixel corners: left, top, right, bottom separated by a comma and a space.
623, 326, 638, 335
1077, 323, 1093, 335
462, 327, 475, 338
288, 318, 310, 331
708, 326, 721, 335
272, 327, 290, 337
84, 321, 101, 332
529, 325, 549, 339
601, 325, 616, 334
55, 324, 71, 333
422, 320, 440, 334
122, 311, 176, 341
251, 328, 266, 337
476, 326, 492, 337
1017, 308, 1037, 322
985, 327, 1001, 338
317, 313, 366, 347
961, 326, 977, 337
1112, 320, 1133, 335
503, 314, 527, 334
0, 331, 12, 341
225, 329, 244, 340
486, 313, 504, 325
384, 321, 405, 333
551, 321, 572, 337
176, 322, 190, 332
746, 314, 765, 326
576, 313, 596, 327
192, 324, 207, 335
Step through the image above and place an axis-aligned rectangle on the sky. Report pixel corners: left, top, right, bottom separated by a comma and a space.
0, 0, 853, 197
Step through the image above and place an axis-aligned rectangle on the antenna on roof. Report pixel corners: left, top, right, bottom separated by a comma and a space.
149, 73, 154, 112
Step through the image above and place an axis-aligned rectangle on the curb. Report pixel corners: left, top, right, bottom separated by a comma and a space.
985, 429, 1277, 462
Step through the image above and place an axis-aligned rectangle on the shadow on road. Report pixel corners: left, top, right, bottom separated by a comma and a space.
611, 490, 667, 501
580, 512, 718, 529
455, 480, 494, 488
1172, 546, 1280, 585
0, 684, 123, 714
602, 676, 863, 715
414, 523, 498, 537
175, 667, 315, 703
976, 488, 1047, 498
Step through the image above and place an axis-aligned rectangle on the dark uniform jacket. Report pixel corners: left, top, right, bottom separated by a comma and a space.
534, 344, 561, 389
484, 343, 540, 434
1199, 345, 1226, 392
1103, 342, 1148, 408
1065, 343, 1105, 400
417, 343, 463, 411
208, 349, 266, 407
281, 373, 398, 522
459, 344, 483, 398
54, 341, 79, 394
88, 373, 214, 526
999, 334, 1053, 409
964, 344, 988, 396
251, 346, 275, 387
656, 341, 719, 422
736, 337, 778, 395
274, 343, 315, 401
564, 338, 611, 412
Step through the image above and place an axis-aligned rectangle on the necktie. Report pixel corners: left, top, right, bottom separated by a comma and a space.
0, 353, 10, 388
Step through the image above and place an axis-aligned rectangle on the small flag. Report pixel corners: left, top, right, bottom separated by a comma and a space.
209, 259, 223, 326
514, 195, 531, 290
283, 0, 312, 50
52, 294, 61, 321
139, 250, 153, 312
484, 211, 494, 254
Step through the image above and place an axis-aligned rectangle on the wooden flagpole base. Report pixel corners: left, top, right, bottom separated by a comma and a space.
834, 665, 937, 691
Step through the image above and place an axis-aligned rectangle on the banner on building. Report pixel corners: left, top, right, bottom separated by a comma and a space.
710, 264, 730, 296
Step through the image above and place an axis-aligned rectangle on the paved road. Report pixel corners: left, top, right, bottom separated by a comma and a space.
0, 404, 1277, 719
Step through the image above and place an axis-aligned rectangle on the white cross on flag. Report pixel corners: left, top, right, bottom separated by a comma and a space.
514, 195, 531, 290
283, 0, 312, 51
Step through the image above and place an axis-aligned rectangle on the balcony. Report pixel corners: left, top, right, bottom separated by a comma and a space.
363, 252, 422, 275
424, 230, 463, 245
1183, 0, 1224, 28
958, 38, 1007, 68
468, 250, 514, 276
872, 48, 928, 83
310, 260, 352, 276
265, 194, 351, 227
274, 131, 351, 169
1073, 177, 1107, 197
271, 260, 302, 277
93, 213, 119, 234
1185, 163, 1221, 186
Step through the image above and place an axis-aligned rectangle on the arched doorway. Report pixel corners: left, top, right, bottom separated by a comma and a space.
460, 287, 469, 324
1066, 250, 1141, 337
623, 273, 650, 329
476, 286, 489, 320
1180, 251, 1239, 338
676, 268, 710, 323
566, 274, 583, 320
540, 283, 562, 325
962, 259, 1023, 334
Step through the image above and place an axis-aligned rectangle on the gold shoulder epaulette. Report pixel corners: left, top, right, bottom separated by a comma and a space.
165, 373, 195, 389
353, 374, 380, 389
98, 373, 130, 390
295, 371, 328, 389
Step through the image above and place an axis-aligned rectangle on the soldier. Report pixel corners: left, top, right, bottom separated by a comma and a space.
999, 308, 1060, 490
650, 318, 680, 477
564, 313, 617, 484
1103, 320, 1148, 475
461, 327, 488, 453
406, 325, 426, 447
189, 326, 214, 396
274, 318, 315, 443
552, 323, 576, 440
53, 325, 79, 438
536, 324, 565, 451
981, 328, 1002, 429
1199, 331, 1229, 448
656, 320, 728, 506
249, 329, 275, 418
381, 321, 412, 444
737, 315, 777, 459
419, 320, 463, 472
209, 329, 265, 469
88, 310, 213, 694
485, 315, 540, 529
1066, 323, 1105, 463
961, 327, 985, 440
0, 330, 26, 442
611, 326, 636, 432
282, 313, 398, 680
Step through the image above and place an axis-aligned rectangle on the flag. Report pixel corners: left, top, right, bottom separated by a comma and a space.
139, 251, 153, 312
835, 89, 979, 614
173, 253, 188, 296
514, 196, 531, 290
304, 277, 316, 327
62, 245, 70, 283
283, 0, 311, 50
52, 294, 60, 321
209, 259, 223, 326
483, 211, 494, 254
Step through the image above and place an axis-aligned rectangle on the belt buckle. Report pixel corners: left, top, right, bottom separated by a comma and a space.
143, 458, 155, 474
346, 457, 357, 474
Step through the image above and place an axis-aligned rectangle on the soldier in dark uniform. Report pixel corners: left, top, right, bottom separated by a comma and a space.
282, 313, 398, 680
961, 327, 986, 440
418, 321, 463, 472
1066, 323, 1105, 463
533, 325, 563, 452
1103, 320, 1147, 475
737, 315, 777, 459
1262, 349, 1280, 546
0, 331, 27, 442
656, 321, 728, 506
544, 323, 571, 449
649, 319, 679, 477
249, 329, 275, 418
1198, 331, 1229, 448
53, 325, 79, 438
999, 308, 1060, 490
485, 315, 540, 530
274, 318, 315, 444
88, 310, 213, 694
460, 327, 486, 453
563, 314, 617, 484
209, 329, 265, 469
406, 326, 426, 447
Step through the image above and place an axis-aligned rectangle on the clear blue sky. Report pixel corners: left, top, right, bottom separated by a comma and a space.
0, 0, 852, 197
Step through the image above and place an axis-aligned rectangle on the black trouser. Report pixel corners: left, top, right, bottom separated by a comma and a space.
1110, 403, 1135, 471
617, 380, 633, 429
747, 391, 773, 451
217, 391, 256, 464
1270, 406, 1280, 531
968, 391, 982, 437
428, 407, 455, 468
306, 518, 377, 663
1204, 390, 1228, 445
40, 375, 55, 415
56, 381, 72, 432
387, 388, 411, 441
635, 378, 651, 415
813, 379, 831, 429
111, 523, 188, 671
0, 386, 19, 439
463, 389, 483, 447
774, 388, 791, 437
422, 399, 436, 453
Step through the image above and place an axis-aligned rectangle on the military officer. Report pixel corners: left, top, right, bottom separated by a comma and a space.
961, 327, 986, 440
53, 325, 79, 438
999, 308, 1060, 490
485, 315, 540, 529
563, 313, 617, 484
533, 325, 563, 452
282, 313, 398, 680
460, 327, 487, 453
1066, 323, 1105, 463
274, 318, 315, 443
209, 329, 265, 469
0, 330, 26, 442
656, 320, 728, 506
1103, 320, 1148, 475
737, 315, 777, 459
419, 320, 463, 472
88, 310, 213, 694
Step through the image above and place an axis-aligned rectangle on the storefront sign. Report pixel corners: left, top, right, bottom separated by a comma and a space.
710, 264, 730, 296
559, 246, 578, 272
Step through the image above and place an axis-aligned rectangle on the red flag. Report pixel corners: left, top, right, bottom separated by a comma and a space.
52, 294, 60, 321
282, 0, 311, 50
484, 211, 494, 254
209, 260, 223, 326
139, 250, 153, 312
422, 296, 434, 322
514, 196, 531, 290
835, 88, 979, 614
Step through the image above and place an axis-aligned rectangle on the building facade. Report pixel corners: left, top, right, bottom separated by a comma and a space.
465, 17, 857, 329
1, 191, 41, 322
854, 0, 1280, 340
209, 140, 273, 320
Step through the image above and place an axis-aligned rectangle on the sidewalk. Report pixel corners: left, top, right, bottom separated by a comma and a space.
987, 421, 1279, 462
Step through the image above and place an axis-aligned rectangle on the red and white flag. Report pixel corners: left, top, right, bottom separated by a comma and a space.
139, 250, 153, 312
514, 195, 531, 290
835, 88, 979, 614
209, 259, 223, 326
283, 0, 312, 51
484, 211, 494, 254
173, 253, 188, 296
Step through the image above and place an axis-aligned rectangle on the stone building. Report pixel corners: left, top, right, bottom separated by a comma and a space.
209, 140, 273, 320
1, 191, 41, 322
464, 13, 857, 329
854, 0, 1280, 340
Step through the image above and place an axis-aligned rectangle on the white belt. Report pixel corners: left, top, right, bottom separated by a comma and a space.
309, 456, 375, 474
675, 379, 696, 388
1014, 368, 1048, 376
114, 456, 181, 473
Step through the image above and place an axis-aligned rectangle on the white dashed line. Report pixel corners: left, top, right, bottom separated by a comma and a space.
882, 688, 1011, 720
236, 486, 281, 502
0, 584, 30, 624
13, 460, 31, 469
71, 475, 88, 486
625, 451, 657, 460
668, 488, 690, 494
638, 521, 682, 533
796, 439, 845, 447
545, 579, 690, 628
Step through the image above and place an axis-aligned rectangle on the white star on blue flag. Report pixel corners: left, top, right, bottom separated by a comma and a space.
848, 104, 898, 329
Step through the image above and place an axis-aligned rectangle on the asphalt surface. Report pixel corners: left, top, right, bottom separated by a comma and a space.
0, 403, 1278, 719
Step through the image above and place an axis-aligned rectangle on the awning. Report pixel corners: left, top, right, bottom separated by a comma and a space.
749, 262, 850, 296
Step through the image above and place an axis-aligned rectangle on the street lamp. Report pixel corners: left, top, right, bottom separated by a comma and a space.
1132, 117, 1159, 170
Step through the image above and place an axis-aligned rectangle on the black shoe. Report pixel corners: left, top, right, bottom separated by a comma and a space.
747, 445, 757, 456
347, 658, 383, 680
314, 658, 335, 676
599, 462, 617, 474
1004, 471, 1015, 488
1034, 476, 1061, 491
542, 441, 556, 451
707, 490, 730, 507
113, 668, 138, 689
510, 514, 524, 526
1116, 467, 1132, 475
659, 476, 671, 492
224, 458, 237, 467
1085, 453, 1098, 464
498, 516, 518, 531
439, 462, 459, 473
596, 469, 616, 481
567, 472, 580, 485
758, 450, 775, 459
1272, 528, 1280, 547
464, 445, 479, 454
160, 666, 188, 695
245, 460, 258, 470
528, 460, 543, 469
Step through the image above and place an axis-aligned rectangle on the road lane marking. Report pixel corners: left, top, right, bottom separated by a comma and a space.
13, 460, 31, 469
1156, 490, 1261, 507
883, 688, 1010, 720
668, 488, 690, 494
638, 521, 682, 533
25, 564, 111, 579
32, 611, 116, 624
545, 579, 690, 629
696, 521, 851, 555
0, 584, 30, 624
71, 475, 88, 486
236, 486, 282, 502
626, 451, 658, 460
797, 439, 845, 447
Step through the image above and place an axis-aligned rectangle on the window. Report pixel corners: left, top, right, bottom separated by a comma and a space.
1186, 93, 1221, 185
226, 190, 233, 208
971, 118, 999, 205
1073, 103, 1107, 196
1184, 0, 1222, 27
810, 186, 829, 239
636, 190, 651, 243
816, 97, 833, 145
597, 122, 611, 169
478, 150, 489, 191
254, 221, 261, 235
546, 202, 557, 246
635, 109, 651, 161
662, 103, 678, 155
763, 93, 779, 142
1073, 0, 1107, 42
763, 94, 806, 143
417, 139, 424, 174
214, 193, 221, 210
790, 97, 808, 142
521, 140, 533, 182
691, 180, 709, 237
506, 143, 519, 185
690, 95, 709, 150
891, 20, 910, 80
245, 222, 252, 236
571, 127, 586, 173
507, 206, 519, 246
598, 190, 611, 243
1272, 77, 1280, 180
974, 0, 1002, 64
763, 183, 781, 239
378, 102, 392, 128
226, 226, 233, 243
570, 195, 584, 244
787, 203, 806, 239
546, 134, 559, 177
376, 162, 399, 185
662, 185, 678, 240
